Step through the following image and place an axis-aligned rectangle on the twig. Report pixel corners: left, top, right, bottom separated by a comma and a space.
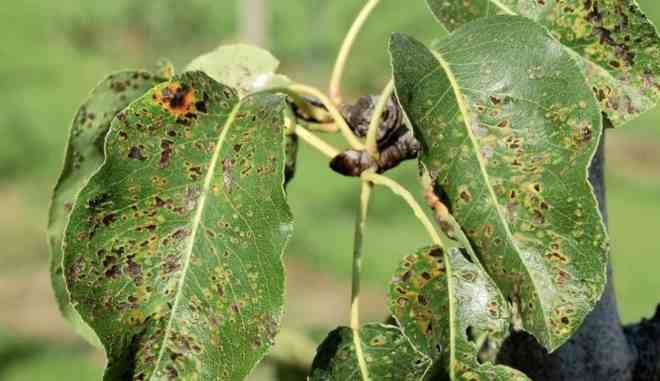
329, 0, 381, 104
289, 84, 365, 150
366, 80, 394, 160
295, 126, 340, 159
306, 123, 339, 133
361, 172, 444, 248
351, 179, 374, 381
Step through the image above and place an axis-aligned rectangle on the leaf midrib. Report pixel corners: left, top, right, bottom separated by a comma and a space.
444, 248, 458, 379
150, 99, 242, 379
488, 0, 515, 15
428, 48, 550, 345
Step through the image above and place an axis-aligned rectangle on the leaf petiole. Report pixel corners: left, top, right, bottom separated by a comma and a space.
330, 0, 382, 104
288, 84, 365, 150
294, 126, 341, 159
361, 172, 444, 248
306, 123, 339, 134
365, 80, 394, 160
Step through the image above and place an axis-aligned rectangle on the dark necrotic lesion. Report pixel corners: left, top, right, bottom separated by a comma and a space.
330, 94, 420, 177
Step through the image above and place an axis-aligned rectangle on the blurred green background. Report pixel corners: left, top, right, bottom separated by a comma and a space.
1, 1, 659, 380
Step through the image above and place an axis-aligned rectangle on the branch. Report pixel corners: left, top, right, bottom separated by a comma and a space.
625, 304, 660, 380
350, 180, 374, 381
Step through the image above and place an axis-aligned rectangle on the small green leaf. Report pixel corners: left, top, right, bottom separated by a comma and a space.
425, 0, 660, 127
62, 71, 293, 380
390, 247, 530, 380
48, 70, 163, 347
310, 325, 433, 381
155, 59, 176, 80
186, 44, 291, 97
390, 17, 609, 351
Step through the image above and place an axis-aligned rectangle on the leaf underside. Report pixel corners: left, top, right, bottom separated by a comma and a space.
185, 44, 291, 98
62, 71, 293, 380
425, 0, 660, 128
391, 16, 609, 351
391, 247, 530, 380
48, 70, 164, 347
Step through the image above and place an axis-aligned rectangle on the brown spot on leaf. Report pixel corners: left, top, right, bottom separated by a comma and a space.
155, 83, 197, 118
160, 140, 174, 168
128, 146, 147, 161
533, 210, 546, 225
460, 189, 472, 202
105, 265, 120, 279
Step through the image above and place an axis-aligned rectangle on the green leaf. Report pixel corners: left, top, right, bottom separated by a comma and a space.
48, 70, 163, 348
390, 247, 530, 380
390, 17, 609, 351
185, 44, 291, 97
62, 71, 293, 380
310, 324, 433, 381
187, 44, 300, 187
310, 246, 529, 380
425, 0, 660, 128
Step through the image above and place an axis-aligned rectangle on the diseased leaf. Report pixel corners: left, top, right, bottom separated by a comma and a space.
425, 0, 660, 127
310, 245, 529, 380
390, 16, 609, 351
310, 325, 433, 381
48, 70, 163, 347
390, 247, 530, 380
62, 71, 293, 380
186, 44, 291, 97
187, 44, 300, 187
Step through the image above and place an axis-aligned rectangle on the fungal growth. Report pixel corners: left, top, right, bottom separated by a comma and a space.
61, 72, 293, 380
311, 246, 529, 381
49, 1, 660, 378
310, 325, 433, 381
48, 70, 164, 347
426, 0, 660, 128
391, 16, 609, 350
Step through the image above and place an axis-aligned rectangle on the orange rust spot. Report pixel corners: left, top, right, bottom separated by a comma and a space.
154, 83, 196, 118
